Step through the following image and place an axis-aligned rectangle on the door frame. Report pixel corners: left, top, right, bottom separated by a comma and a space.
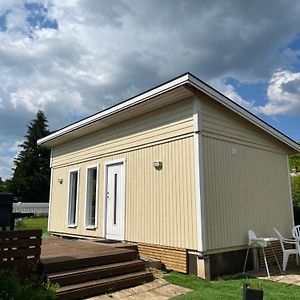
102, 158, 126, 240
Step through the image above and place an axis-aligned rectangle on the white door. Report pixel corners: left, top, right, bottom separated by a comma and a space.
105, 161, 125, 240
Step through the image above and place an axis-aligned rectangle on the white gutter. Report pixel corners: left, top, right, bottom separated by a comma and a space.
37, 72, 300, 152
187, 74, 300, 152
37, 74, 190, 146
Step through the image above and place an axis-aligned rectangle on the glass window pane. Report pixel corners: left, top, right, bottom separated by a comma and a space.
86, 167, 97, 227
68, 171, 78, 226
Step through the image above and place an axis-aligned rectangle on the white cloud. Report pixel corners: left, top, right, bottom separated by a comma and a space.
210, 78, 258, 114
0, 97, 4, 110
0, 1, 300, 178
5, 5, 28, 33
258, 70, 300, 115
9, 139, 23, 153
0, 138, 22, 179
10, 88, 84, 114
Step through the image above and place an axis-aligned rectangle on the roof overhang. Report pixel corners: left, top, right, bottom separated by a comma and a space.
37, 73, 300, 152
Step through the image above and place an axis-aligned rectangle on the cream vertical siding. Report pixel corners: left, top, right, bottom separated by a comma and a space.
48, 91, 295, 253
104, 137, 197, 249
50, 160, 102, 237
51, 99, 194, 167
200, 94, 291, 153
49, 98, 198, 249
200, 95, 293, 251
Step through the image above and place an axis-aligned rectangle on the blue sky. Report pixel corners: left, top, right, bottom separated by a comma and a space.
0, 0, 300, 179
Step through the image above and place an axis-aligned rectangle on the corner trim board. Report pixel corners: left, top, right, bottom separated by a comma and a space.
193, 96, 206, 251
286, 155, 295, 227
47, 149, 53, 232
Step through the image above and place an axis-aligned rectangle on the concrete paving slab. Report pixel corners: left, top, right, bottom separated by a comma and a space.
88, 278, 192, 299
244, 265, 300, 287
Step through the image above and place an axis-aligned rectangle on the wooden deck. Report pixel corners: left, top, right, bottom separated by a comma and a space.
41, 236, 133, 260
40, 237, 153, 299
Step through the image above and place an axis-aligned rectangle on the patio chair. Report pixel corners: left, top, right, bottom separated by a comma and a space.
243, 230, 281, 277
292, 225, 300, 242
274, 228, 300, 272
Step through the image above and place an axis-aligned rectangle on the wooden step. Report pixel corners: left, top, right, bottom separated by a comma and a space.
112, 243, 138, 252
41, 249, 138, 274
56, 270, 153, 300
48, 259, 146, 286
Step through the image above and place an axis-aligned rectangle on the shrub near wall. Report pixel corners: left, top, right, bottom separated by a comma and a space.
291, 174, 300, 225
0, 269, 57, 300
294, 207, 300, 225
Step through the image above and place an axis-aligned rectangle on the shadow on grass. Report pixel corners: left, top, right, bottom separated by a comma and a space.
164, 272, 300, 300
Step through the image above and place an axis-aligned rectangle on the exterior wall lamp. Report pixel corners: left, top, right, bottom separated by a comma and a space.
153, 161, 163, 170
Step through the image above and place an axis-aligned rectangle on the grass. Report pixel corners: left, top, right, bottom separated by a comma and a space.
164, 272, 300, 300
15, 217, 49, 236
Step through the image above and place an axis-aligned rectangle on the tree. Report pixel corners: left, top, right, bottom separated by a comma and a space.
10, 111, 50, 202
290, 149, 300, 225
289, 153, 300, 172
0, 177, 8, 192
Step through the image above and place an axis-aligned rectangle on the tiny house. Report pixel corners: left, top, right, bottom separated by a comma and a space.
38, 73, 300, 279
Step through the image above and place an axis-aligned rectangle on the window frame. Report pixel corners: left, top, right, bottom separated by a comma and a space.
84, 164, 99, 229
67, 168, 80, 228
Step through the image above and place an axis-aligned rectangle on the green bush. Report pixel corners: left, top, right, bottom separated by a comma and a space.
0, 269, 57, 300
290, 174, 300, 225
291, 175, 300, 207
294, 206, 300, 225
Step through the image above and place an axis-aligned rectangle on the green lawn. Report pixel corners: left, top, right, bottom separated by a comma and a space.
164, 272, 300, 300
15, 217, 48, 236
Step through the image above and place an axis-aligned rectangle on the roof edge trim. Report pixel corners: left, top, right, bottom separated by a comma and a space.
37, 73, 190, 146
37, 72, 300, 152
187, 73, 300, 152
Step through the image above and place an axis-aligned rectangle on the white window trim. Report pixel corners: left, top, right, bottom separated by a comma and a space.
47, 149, 53, 232
84, 164, 99, 230
67, 168, 80, 228
102, 158, 126, 239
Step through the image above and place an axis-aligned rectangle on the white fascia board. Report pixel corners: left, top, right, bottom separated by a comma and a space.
187, 74, 300, 152
37, 72, 300, 152
37, 74, 190, 146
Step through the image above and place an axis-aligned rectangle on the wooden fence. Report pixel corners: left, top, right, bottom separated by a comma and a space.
0, 229, 42, 276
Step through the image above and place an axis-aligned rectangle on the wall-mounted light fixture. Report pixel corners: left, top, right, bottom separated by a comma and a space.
153, 161, 163, 170
58, 177, 63, 184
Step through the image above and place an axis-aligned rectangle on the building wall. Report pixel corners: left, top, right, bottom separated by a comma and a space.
200, 95, 293, 252
49, 98, 198, 250
49, 90, 295, 256
51, 99, 194, 168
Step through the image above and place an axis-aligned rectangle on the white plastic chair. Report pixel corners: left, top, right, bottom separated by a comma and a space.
292, 225, 300, 242
243, 230, 281, 277
274, 228, 300, 272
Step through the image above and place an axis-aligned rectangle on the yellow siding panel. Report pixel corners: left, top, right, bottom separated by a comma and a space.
203, 136, 293, 251
52, 99, 194, 167
49, 98, 197, 249
49, 137, 197, 250
201, 95, 290, 153
103, 137, 197, 250
50, 159, 103, 237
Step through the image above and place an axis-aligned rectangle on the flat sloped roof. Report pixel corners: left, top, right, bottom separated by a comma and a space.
37, 72, 300, 152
